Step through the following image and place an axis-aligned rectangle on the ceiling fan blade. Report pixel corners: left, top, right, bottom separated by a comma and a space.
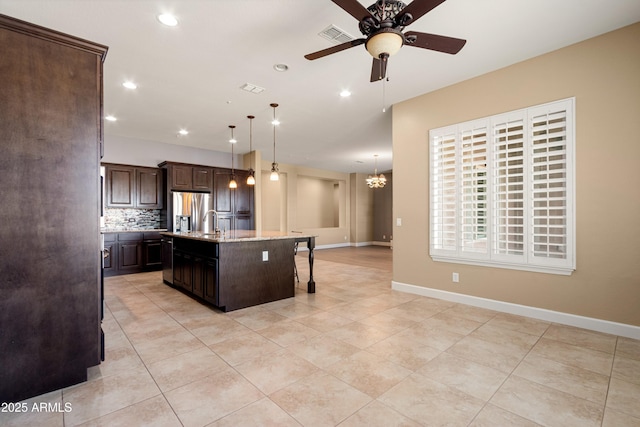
304, 38, 365, 60
395, 0, 447, 26
370, 57, 388, 82
404, 31, 466, 54
331, 0, 374, 22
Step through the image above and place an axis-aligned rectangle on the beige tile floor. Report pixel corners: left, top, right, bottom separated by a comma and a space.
2, 247, 640, 426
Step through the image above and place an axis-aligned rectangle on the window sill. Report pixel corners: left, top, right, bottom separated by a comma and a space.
431, 255, 575, 276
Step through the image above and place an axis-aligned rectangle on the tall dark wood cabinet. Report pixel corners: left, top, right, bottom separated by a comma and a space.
0, 15, 107, 402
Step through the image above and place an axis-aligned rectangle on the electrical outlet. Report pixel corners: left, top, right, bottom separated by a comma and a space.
262, 251, 268, 262
396, 218, 402, 226
452, 272, 459, 283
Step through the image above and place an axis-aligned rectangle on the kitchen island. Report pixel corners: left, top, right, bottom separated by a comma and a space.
161, 230, 315, 312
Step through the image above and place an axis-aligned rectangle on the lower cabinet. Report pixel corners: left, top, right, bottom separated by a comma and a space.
103, 231, 163, 276
171, 241, 219, 306
203, 258, 218, 305
119, 237, 142, 274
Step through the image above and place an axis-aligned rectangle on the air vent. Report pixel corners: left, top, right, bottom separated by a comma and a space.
318, 24, 354, 44
240, 83, 265, 94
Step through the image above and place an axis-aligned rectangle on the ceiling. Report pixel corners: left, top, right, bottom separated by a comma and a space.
2, 1, 639, 174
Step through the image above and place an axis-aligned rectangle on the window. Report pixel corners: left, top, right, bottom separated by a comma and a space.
430, 98, 575, 275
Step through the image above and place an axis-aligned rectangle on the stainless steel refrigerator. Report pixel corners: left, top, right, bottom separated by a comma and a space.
172, 192, 213, 233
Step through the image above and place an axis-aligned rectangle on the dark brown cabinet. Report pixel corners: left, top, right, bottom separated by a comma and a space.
171, 164, 194, 190
136, 167, 163, 209
105, 165, 135, 207
118, 233, 143, 273
160, 162, 254, 232
172, 239, 219, 304
103, 234, 118, 273
214, 169, 254, 230
162, 162, 213, 192
0, 14, 107, 402
143, 239, 162, 268
104, 163, 163, 209
193, 167, 213, 191
103, 232, 162, 276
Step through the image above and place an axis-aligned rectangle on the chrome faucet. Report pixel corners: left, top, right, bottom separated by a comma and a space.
202, 209, 220, 234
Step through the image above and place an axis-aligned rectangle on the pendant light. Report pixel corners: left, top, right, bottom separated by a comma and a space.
246, 115, 256, 185
269, 103, 279, 181
228, 125, 237, 189
366, 154, 387, 189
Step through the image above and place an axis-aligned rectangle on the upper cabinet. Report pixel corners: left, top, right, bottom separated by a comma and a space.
104, 163, 164, 209
160, 161, 254, 231
161, 162, 212, 192
136, 167, 163, 209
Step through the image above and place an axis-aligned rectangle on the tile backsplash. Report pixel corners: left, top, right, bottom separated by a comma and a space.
103, 208, 161, 230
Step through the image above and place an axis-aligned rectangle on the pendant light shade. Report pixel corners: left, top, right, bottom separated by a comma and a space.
270, 103, 279, 181
246, 115, 256, 185
366, 154, 387, 189
228, 125, 237, 189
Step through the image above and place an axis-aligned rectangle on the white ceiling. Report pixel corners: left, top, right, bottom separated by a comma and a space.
2, 0, 639, 173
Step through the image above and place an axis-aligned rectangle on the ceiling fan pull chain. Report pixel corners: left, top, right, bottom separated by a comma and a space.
382, 75, 386, 113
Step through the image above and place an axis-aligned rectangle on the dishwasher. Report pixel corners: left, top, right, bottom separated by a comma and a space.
161, 236, 173, 285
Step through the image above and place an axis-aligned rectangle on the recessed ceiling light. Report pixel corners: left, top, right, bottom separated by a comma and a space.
157, 14, 178, 27
340, 90, 351, 97
178, 129, 189, 135
122, 81, 137, 89
273, 63, 289, 72
105, 115, 117, 122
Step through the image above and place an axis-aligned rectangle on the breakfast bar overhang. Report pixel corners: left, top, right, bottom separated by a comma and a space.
161, 230, 316, 312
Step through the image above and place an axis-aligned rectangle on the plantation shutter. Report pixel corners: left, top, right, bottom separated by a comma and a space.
492, 114, 526, 263
431, 127, 457, 254
528, 101, 573, 268
429, 97, 575, 275
460, 123, 489, 257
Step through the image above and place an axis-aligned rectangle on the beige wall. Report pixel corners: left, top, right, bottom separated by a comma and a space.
350, 173, 375, 244
392, 23, 640, 326
259, 158, 352, 247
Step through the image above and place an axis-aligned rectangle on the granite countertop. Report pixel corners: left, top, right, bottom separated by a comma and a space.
101, 228, 167, 234
161, 230, 315, 243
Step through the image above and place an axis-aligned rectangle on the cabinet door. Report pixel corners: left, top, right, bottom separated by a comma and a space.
181, 253, 194, 292
217, 216, 233, 234
118, 241, 142, 272
106, 165, 135, 207
213, 170, 233, 214
171, 165, 193, 190
136, 167, 163, 209
143, 241, 162, 268
235, 216, 253, 231
203, 258, 218, 305
103, 241, 118, 276
192, 257, 205, 298
193, 167, 212, 191
173, 250, 184, 287
234, 171, 254, 215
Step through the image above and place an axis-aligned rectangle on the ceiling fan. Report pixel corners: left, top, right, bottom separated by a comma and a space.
305, 0, 466, 82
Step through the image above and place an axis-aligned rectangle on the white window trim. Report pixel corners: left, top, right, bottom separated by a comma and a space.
429, 98, 576, 275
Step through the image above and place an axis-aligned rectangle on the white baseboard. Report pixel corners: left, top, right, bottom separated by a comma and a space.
392, 281, 640, 340
296, 242, 350, 252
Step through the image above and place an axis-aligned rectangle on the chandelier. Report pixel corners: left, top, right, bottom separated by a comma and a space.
366, 155, 387, 188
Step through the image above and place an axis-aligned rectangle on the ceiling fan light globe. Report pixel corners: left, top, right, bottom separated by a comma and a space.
366, 31, 403, 58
